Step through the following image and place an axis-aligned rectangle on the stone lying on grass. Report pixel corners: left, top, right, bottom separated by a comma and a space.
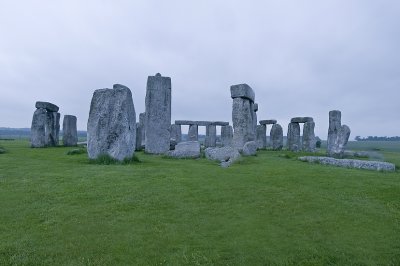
166, 141, 200, 158
205, 146, 241, 168
242, 141, 257, 156
298, 156, 395, 172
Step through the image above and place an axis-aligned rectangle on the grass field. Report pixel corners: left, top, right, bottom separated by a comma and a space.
0, 140, 399, 265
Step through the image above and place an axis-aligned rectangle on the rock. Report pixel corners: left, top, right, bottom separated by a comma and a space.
327, 110, 351, 158
135, 123, 143, 151
256, 124, 266, 149
221, 125, 233, 146
242, 141, 257, 156
252, 102, 258, 140
230, 84, 255, 102
35, 101, 59, 112
204, 146, 240, 167
145, 73, 171, 154
62, 115, 78, 146
45, 112, 60, 146
175, 120, 229, 126
270, 124, 283, 150
139, 112, 146, 147
87, 84, 136, 161
170, 124, 182, 144
253, 103, 258, 112
205, 125, 217, 148
188, 124, 198, 141
299, 156, 395, 172
30, 108, 47, 148
167, 141, 201, 158
302, 121, 316, 152
259, 119, 277, 125
232, 97, 255, 149
291, 117, 314, 123
287, 122, 301, 152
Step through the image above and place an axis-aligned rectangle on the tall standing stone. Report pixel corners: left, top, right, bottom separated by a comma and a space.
221, 125, 233, 146
170, 124, 182, 143
145, 73, 171, 154
302, 121, 316, 152
62, 115, 78, 146
139, 112, 146, 147
205, 124, 217, 148
45, 111, 60, 146
135, 123, 143, 151
256, 124, 266, 149
31, 108, 47, 148
270, 124, 283, 150
188, 124, 198, 141
327, 110, 351, 158
87, 84, 136, 161
252, 103, 258, 138
287, 122, 301, 151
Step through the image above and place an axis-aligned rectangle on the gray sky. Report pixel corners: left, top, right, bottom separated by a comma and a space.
1, 0, 399, 138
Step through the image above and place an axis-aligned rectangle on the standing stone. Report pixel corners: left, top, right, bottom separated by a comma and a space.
256, 124, 266, 149
87, 84, 136, 161
135, 123, 143, 151
221, 125, 233, 147
252, 103, 258, 138
188, 124, 198, 141
145, 73, 171, 154
45, 112, 60, 146
35, 101, 59, 112
170, 124, 182, 144
31, 108, 47, 148
327, 110, 351, 158
139, 112, 146, 147
62, 115, 78, 146
270, 124, 283, 150
205, 125, 217, 148
287, 122, 301, 152
302, 121, 316, 152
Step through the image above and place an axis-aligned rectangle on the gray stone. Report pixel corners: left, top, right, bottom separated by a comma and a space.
204, 146, 241, 167
242, 141, 257, 156
302, 121, 316, 152
299, 156, 395, 172
188, 124, 198, 141
232, 97, 255, 149
62, 115, 78, 146
170, 124, 182, 144
270, 124, 283, 150
139, 112, 146, 147
35, 101, 59, 112
205, 125, 217, 148
287, 122, 301, 152
327, 110, 351, 158
30, 108, 46, 148
230, 84, 255, 102
135, 123, 143, 151
45, 112, 60, 147
221, 125, 233, 146
291, 117, 314, 123
145, 73, 171, 154
259, 119, 277, 125
87, 84, 136, 161
256, 124, 266, 149
167, 141, 201, 158
251, 102, 258, 139
253, 103, 258, 112
175, 120, 229, 126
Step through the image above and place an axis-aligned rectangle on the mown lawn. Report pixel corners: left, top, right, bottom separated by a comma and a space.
0, 140, 399, 265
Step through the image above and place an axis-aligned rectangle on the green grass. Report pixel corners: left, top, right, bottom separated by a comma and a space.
0, 140, 399, 265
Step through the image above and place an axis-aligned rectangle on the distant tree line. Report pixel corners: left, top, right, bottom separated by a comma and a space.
355, 136, 400, 141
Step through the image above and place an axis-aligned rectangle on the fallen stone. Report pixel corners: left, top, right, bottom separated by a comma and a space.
205, 146, 241, 167
259, 119, 277, 125
35, 101, 59, 112
291, 117, 314, 123
270, 124, 283, 150
30, 108, 47, 148
62, 115, 78, 147
242, 141, 257, 156
230, 84, 255, 102
167, 141, 201, 158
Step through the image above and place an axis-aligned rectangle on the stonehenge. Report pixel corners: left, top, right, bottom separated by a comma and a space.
287, 117, 316, 152
221, 125, 233, 147
62, 115, 78, 146
327, 110, 351, 158
87, 84, 136, 161
167, 141, 201, 158
257, 119, 282, 150
31, 101, 60, 148
270, 124, 283, 150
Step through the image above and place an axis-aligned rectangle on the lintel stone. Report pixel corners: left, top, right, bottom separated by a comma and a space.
259, 119, 277, 125
230, 84, 255, 102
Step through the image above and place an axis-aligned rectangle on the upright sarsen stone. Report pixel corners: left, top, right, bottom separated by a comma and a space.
145, 73, 171, 154
31, 108, 47, 148
205, 124, 217, 148
221, 125, 233, 146
135, 123, 143, 151
270, 124, 283, 150
327, 110, 351, 158
287, 122, 301, 151
45, 111, 60, 146
87, 84, 136, 161
62, 115, 78, 146
302, 121, 316, 152
139, 112, 146, 147
170, 124, 182, 143
256, 124, 266, 149
188, 124, 198, 141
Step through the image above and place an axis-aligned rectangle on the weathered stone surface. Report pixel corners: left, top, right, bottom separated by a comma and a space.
302, 121, 316, 152
31, 108, 47, 148
259, 119, 277, 125
299, 156, 395, 172
87, 84, 136, 161
45, 112, 60, 146
291, 117, 314, 123
145, 73, 171, 154
135, 123, 143, 151
188, 124, 198, 141
251, 102, 258, 139
139, 112, 146, 147
256, 125, 266, 149
62, 115, 77, 146
232, 98, 255, 149
327, 110, 351, 158
175, 120, 229, 126
287, 122, 301, 152
221, 125, 233, 146
253, 103, 258, 112
242, 141, 257, 156
35, 101, 59, 112
205, 125, 217, 148
230, 84, 255, 102
170, 124, 182, 144
270, 124, 283, 150
205, 146, 241, 167
167, 141, 201, 158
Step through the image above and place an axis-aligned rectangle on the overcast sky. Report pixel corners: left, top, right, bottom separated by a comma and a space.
1, 0, 399, 138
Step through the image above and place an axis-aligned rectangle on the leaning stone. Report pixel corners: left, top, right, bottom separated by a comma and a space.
205, 124, 217, 148
205, 146, 241, 167
35, 101, 59, 112
230, 84, 255, 102
232, 97, 255, 149
87, 84, 136, 161
256, 125, 266, 149
30, 108, 47, 148
270, 124, 283, 150
145, 73, 171, 154
327, 110, 351, 158
291, 117, 314, 123
62, 115, 78, 146
221, 125, 233, 146
188, 124, 199, 141
302, 121, 316, 152
259, 119, 277, 125
299, 156, 395, 172
287, 122, 301, 152
166, 141, 201, 158
242, 141, 257, 156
